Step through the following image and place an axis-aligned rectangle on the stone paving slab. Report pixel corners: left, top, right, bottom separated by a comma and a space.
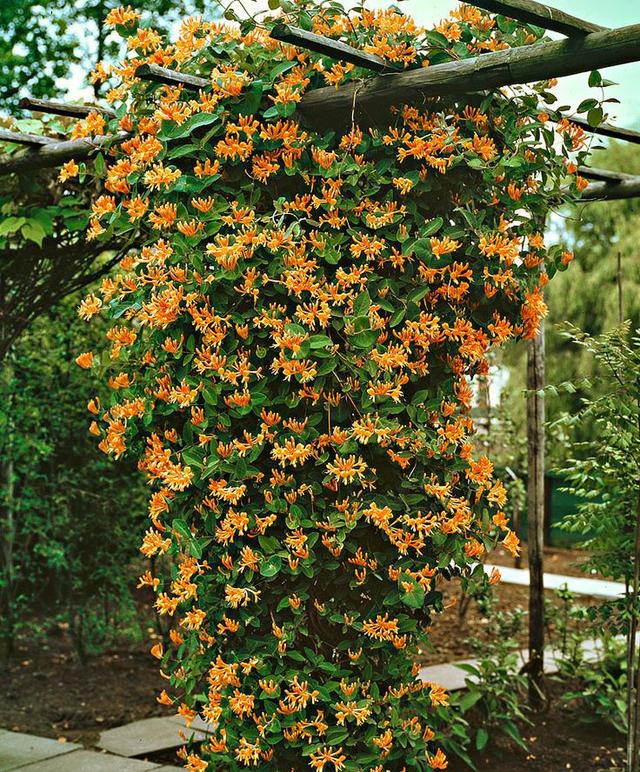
166, 713, 216, 735
16, 749, 162, 771
485, 563, 626, 599
152, 768, 184, 771
0, 730, 80, 770
97, 716, 207, 758
417, 635, 622, 691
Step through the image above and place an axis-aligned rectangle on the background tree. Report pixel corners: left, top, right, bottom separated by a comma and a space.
498, 140, 640, 465
0, 0, 212, 106
0, 290, 148, 664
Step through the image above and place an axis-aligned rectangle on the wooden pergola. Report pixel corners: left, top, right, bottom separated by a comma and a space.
2, 0, 640, 712
2, 0, 640, 202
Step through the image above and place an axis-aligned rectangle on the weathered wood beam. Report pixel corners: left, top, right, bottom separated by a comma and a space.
270, 23, 393, 73
577, 166, 636, 183
468, 0, 606, 37
569, 115, 640, 145
297, 23, 640, 131
135, 63, 208, 92
0, 133, 124, 175
18, 97, 116, 119
0, 128, 55, 147
581, 176, 640, 201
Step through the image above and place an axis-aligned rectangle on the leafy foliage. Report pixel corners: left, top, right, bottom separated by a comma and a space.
558, 324, 640, 588
499, 140, 640, 465
69, 2, 594, 768
0, 294, 148, 661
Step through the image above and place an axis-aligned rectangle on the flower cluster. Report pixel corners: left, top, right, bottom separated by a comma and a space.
76, 3, 591, 769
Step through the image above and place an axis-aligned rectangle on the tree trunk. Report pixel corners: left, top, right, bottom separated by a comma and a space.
0, 290, 16, 666
527, 321, 546, 708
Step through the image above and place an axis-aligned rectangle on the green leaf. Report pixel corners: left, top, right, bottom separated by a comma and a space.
476, 727, 489, 751
93, 152, 106, 176
588, 70, 602, 88
389, 308, 405, 328
351, 329, 378, 349
309, 335, 333, 349
587, 107, 604, 127
459, 688, 483, 712
260, 555, 282, 577
21, 220, 47, 246
172, 518, 192, 540
407, 286, 429, 304
240, 80, 264, 115
0, 216, 27, 237
352, 291, 371, 316
166, 112, 220, 140
423, 216, 444, 236
577, 98, 598, 113
398, 571, 425, 609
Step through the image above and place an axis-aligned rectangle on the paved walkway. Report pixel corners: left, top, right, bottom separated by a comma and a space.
419, 635, 624, 691
97, 714, 213, 758
0, 729, 182, 771
485, 563, 626, 599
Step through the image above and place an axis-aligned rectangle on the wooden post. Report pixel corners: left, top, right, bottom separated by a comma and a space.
527, 319, 546, 708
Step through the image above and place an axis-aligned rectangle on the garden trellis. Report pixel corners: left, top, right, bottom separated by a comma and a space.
2, 0, 640, 768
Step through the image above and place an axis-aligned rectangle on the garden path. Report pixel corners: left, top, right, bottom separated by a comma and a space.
484, 563, 626, 599
0, 728, 182, 771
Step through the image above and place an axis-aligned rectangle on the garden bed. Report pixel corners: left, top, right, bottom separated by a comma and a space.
471, 681, 625, 771
0, 546, 619, 770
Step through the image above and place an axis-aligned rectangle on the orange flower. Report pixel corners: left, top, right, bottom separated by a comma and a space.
428, 748, 449, 769
503, 529, 521, 557
78, 294, 102, 321
309, 746, 347, 771
105, 5, 140, 26
430, 236, 461, 257
75, 351, 94, 369
58, 159, 79, 182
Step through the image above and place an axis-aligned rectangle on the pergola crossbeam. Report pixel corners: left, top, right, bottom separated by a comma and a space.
270, 23, 393, 73
0, 128, 56, 147
18, 97, 116, 119
467, 0, 606, 37
135, 63, 208, 92
0, 134, 124, 175
569, 115, 640, 145
578, 166, 636, 183
581, 177, 640, 201
2, 24, 640, 178
297, 23, 640, 131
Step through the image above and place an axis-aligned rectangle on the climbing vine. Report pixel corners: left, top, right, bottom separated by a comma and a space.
72, 2, 593, 769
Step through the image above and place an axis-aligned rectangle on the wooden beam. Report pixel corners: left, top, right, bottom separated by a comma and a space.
135, 63, 208, 92
0, 134, 123, 175
0, 128, 55, 147
577, 166, 636, 183
270, 23, 393, 73
569, 115, 640, 145
581, 176, 640, 201
527, 315, 546, 709
468, 0, 606, 37
297, 23, 640, 131
18, 97, 115, 119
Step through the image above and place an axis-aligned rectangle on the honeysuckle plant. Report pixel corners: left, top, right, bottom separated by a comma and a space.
69, 1, 597, 769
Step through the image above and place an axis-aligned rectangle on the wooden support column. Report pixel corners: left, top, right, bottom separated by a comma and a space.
527, 316, 546, 708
